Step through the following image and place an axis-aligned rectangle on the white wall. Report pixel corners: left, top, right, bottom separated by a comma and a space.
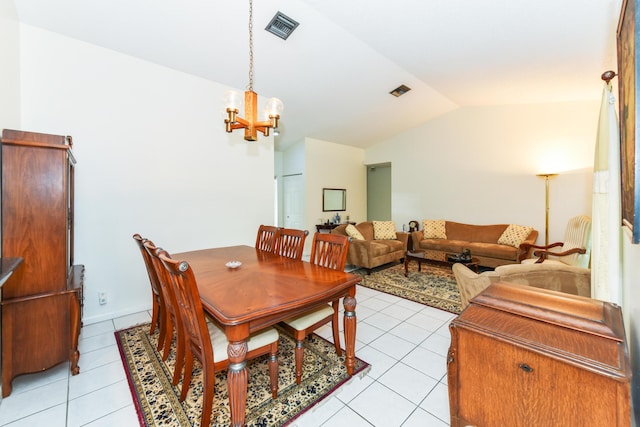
365, 102, 598, 244
19, 25, 275, 324
305, 138, 366, 229
278, 138, 366, 255
0, 0, 20, 129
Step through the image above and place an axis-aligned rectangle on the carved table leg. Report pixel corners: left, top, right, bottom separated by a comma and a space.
227, 340, 248, 427
343, 294, 357, 376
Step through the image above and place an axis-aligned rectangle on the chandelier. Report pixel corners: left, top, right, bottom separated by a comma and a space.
224, 0, 283, 141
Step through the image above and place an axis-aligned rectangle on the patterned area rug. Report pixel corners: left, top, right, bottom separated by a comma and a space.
356, 263, 463, 314
115, 324, 370, 427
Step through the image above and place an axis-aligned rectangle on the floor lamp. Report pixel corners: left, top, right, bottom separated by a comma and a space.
536, 173, 558, 245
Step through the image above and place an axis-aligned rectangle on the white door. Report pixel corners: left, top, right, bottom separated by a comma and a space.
283, 174, 304, 229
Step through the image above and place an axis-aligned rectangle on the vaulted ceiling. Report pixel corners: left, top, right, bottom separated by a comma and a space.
14, 0, 623, 151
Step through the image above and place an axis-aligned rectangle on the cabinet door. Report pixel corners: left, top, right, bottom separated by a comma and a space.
453, 328, 623, 427
2, 145, 69, 298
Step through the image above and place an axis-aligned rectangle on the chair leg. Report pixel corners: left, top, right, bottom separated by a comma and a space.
179, 349, 193, 401
172, 325, 185, 386
161, 317, 173, 361
156, 309, 166, 353
200, 368, 214, 427
150, 298, 159, 335
331, 300, 342, 357
294, 340, 304, 385
268, 342, 279, 399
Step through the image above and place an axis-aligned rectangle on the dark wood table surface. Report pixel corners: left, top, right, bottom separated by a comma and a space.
172, 245, 361, 427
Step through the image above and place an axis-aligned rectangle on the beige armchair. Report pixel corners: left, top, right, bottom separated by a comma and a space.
452, 262, 591, 309
520, 215, 592, 268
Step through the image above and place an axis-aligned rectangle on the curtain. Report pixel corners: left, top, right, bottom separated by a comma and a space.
591, 82, 622, 304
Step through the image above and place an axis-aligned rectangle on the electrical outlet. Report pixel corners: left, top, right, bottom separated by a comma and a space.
98, 292, 107, 305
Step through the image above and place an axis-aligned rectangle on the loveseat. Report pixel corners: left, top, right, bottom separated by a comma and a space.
410, 220, 538, 268
452, 262, 591, 308
332, 221, 409, 273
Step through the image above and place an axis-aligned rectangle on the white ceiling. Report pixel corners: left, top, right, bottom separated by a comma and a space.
14, 0, 623, 151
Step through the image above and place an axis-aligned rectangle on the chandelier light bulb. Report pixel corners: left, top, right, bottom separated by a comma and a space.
264, 97, 284, 117
223, 90, 242, 111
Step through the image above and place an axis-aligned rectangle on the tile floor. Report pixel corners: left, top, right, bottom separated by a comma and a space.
0, 285, 454, 426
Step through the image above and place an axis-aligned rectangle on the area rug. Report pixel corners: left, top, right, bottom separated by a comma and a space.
356, 263, 463, 314
115, 323, 370, 427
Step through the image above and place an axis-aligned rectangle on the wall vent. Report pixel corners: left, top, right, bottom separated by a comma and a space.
265, 12, 299, 40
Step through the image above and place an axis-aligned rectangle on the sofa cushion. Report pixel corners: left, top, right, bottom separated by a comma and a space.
497, 224, 534, 248
422, 219, 446, 239
416, 240, 520, 261
367, 240, 404, 257
345, 224, 365, 240
373, 221, 397, 240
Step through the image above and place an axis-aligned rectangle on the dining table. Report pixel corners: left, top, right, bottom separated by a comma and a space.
171, 245, 362, 427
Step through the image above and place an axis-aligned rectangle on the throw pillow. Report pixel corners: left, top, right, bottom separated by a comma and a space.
373, 221, 397, 240
422, 219, 447, 239
345, 224, 365, 240
497, 224, 533, 248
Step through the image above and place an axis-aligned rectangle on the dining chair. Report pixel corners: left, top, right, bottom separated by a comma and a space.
143, 241, 185, 385
255, 225, 280, 252
276, 228, 309, 260
132, 234, 165, 344
279, 232, 350, 384
158, 252, 280, 427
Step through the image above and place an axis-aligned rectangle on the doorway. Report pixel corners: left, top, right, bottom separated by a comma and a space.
282, 174, 305, 228
367, 163, 391, 221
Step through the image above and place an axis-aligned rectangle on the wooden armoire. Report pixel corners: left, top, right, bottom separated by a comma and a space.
447, 282, 631, 427
0, 129, 84, 397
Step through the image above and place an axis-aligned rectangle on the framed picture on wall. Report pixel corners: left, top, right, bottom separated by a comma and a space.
617, 0, 640, 243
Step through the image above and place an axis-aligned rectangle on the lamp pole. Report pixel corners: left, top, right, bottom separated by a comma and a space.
536, 173, 558, 245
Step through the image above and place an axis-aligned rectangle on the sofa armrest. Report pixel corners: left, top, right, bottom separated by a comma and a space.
410, 230, 423, 250
452, 263, 500, 309
395, 231, 409, 249
516, 229, 540, 261
331, 224, 349, 236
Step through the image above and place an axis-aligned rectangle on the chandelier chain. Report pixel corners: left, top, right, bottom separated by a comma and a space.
247, 0, 254, 92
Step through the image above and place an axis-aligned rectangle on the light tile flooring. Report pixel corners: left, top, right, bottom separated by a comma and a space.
0, 285, 454, 426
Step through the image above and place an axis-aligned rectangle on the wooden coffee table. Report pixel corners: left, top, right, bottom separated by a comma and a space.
404, 250, 479, 277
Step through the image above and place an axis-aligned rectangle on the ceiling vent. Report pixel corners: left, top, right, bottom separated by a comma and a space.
390, 84, 411, 97
265, 11, 299, 40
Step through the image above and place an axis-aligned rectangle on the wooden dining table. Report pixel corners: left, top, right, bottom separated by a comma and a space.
172, 245, 362, 427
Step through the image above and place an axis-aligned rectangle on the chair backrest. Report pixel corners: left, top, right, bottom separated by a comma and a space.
277, 228, 308, 260
309, 232, 350, 271
143, 241, 181, 331
560, 215, 592, 268
159, 253, 213, 366
256, 225, 280, 252
133, 234, 162, 299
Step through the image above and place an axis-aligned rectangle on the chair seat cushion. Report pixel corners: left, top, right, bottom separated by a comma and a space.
282, 304, 334, 330
207, 320, 279, 363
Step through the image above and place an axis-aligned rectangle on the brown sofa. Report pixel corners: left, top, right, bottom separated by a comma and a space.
332, 222, 409, 273
410, 221, 538, 268
452, 262, 591, 309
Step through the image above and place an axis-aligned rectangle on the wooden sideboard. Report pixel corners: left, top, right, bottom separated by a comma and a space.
1, 129, 84, 397
447, 282, 631, 427
315, 222, 355, 233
